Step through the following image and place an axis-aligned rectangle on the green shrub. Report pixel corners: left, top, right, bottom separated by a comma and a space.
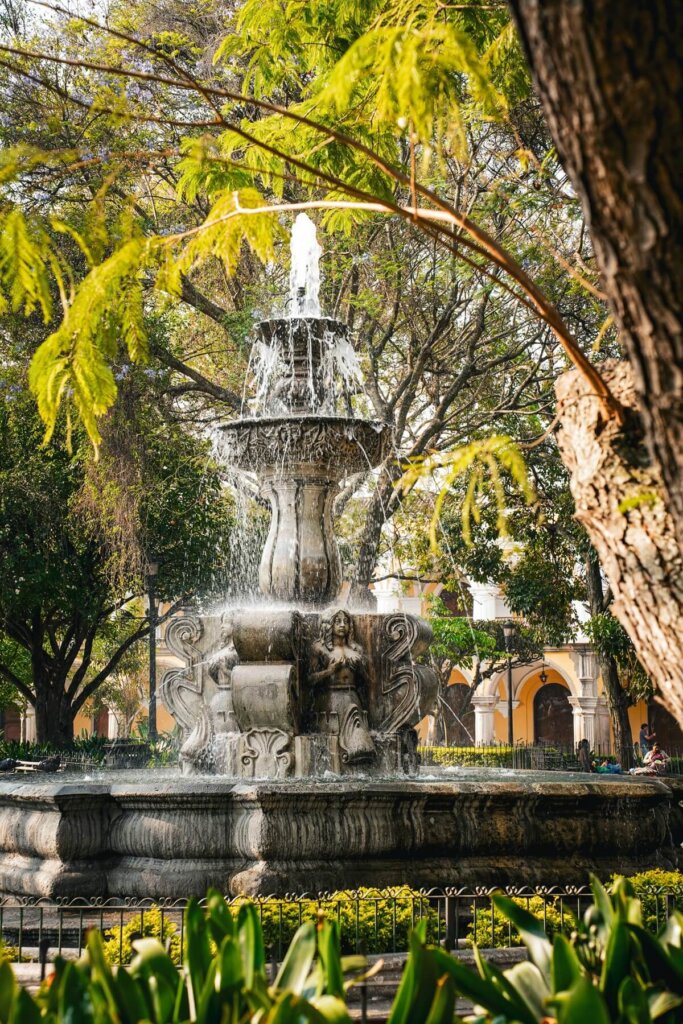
419, 745, 516, 768
613, 868, 683, 933
103, 888, 437, 965
250, 886, 438, 955
102, 905, 182, 965
466, 893, 571, 948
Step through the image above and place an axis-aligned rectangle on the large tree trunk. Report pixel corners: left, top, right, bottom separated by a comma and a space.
556, 361, 683, 725
585, 551, 635, 769
509, 1, 683, 555
33, 656, 75, 746
34, 685, 75, 746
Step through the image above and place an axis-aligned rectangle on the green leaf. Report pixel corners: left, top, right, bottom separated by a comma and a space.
472, 946, 540, 1024
659, 911, 683, 950
649, 988, 683, 1019
309, 994, 352, 1023
183, 900, 213, 1012
617, 976, 651, 1024
0, 960, 17, 1023
590, 875, 616, 928
56, 962, 93, 1024
206, 889, 235, 946
317, 919, 345, 1000
8, 988, 41, 1024
601, 921, 632, 1013
215, 936, 245, 994
553, 976, 611, 1024
552, 933, 582, 993
627, 924, 683, 989
424, 975, 457, 1024
237, 903, 266, 989
430, 947, 520, 1018
111, 963, 151, 1023
273, 922, 317, 995
492, 894, 552, 981
501, 961, 549, 1020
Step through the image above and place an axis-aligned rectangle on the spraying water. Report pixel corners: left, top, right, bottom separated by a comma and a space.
288, 213, 322, 317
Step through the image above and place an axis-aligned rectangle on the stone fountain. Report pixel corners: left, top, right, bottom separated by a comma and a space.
160, 217, 438, 781
0, 215, 680, 899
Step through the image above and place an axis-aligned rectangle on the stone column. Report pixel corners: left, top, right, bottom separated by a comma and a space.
569, 695, 599, 748
594, 697, 612, 752
472, 694, 497, 745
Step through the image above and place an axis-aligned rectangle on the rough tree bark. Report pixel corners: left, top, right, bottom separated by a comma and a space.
585, 551, 635, 770
509, 0, 683, 555
555, 361, 683, 726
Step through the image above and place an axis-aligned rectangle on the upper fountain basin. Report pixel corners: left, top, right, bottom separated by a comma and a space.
253, 316, 354, 415
220, 414, 391, 476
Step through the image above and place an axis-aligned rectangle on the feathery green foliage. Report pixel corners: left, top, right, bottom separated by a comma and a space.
400, 435, 535, 549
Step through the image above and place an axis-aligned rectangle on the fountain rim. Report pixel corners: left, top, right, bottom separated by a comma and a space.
219, 413, 391, 434
256, 315, 348, 331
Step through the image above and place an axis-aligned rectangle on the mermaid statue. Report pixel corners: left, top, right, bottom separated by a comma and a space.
309, 608, 375, 764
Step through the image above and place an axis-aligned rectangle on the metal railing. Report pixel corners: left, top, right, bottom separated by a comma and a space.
419, 742, 683, 774
1, 885, 682, 964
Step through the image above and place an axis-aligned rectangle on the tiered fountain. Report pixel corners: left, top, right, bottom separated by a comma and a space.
0, 216, 677, 899
161, 214, 438, 782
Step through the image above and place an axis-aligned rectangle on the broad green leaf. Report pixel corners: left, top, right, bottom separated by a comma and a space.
424, 975, 457, 1024
601, 921, 632, 1013
659, 911, 683, 950
237, 903, 266, 989
473, 946, 540, 1024
206, 889, 235, 946
111, 963, 151, 1023
552, 933, 582, 993
8, 988, 41, 1024
317, 919, 345, 999
0, 960, 17, 1023
590, 874, 615, 930
617, 976, 650, 1024
502, 961, 549, 1020
627, 924, 683, 989
553, 976, 611, 1024
184, 899, 213, 1010
215, 936, 245, 994
273, 922, 317, 994
431, 946, 520, 1018
492, 894, 552, 981
56, 962, 93, 1024
310, 994, 352, 1023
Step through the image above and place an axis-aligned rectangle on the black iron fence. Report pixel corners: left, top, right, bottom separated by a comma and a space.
419, 742, 683, 774
2, 885, 682, 964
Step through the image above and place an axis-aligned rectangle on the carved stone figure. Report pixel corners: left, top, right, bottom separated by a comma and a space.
309, 608, 375, 764
179, 613, 240, 775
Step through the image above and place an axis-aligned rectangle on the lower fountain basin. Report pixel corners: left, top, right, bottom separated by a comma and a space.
0, 769, 679, 898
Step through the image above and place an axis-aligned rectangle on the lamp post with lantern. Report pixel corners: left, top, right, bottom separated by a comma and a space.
503, 619, 516, 747
146, 557, 159, 743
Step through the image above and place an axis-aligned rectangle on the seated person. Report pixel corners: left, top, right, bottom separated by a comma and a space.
630, 743, 669, 775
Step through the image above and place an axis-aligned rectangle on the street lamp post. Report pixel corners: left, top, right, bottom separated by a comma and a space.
503, 619, 516, 748
147, 557, 159, 743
